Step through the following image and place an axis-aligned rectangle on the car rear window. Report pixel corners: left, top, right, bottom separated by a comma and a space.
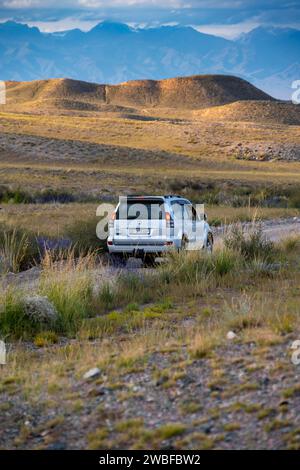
116, 199, 165, 220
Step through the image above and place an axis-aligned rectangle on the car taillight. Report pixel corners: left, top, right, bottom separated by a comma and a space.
165, 212, 174, 228
109, 212, 116, 227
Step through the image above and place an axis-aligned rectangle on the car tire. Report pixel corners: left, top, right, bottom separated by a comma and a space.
206, 233, 214, 253
180, 235, 189, 251
143, 254, 157, 267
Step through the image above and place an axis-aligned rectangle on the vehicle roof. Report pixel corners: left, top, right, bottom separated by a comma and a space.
122, 195, 188, 200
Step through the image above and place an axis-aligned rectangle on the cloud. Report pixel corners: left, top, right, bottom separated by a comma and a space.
2, 0, 41, 6
1, 0, 191, 7
0, 0, 294, 8
27, 17, 100, 32
194, 20, 260, 39
1, 0, 299, 12
1, 1, 299, 36
77, 0, 184, 6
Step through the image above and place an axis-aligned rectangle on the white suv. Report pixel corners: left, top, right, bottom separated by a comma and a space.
107, 195, 213, 263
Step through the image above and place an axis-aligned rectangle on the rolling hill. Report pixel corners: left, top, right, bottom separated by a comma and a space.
3, 75, 274, 112
196, 100, 300, 125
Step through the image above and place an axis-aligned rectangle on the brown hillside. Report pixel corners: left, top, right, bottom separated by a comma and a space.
107, 75, 273, 109
5, 78, 106, 103
196, 100, 300, 125
3, 79, 106, 114
2, 75, 274, 113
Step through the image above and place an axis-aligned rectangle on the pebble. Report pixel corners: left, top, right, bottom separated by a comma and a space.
227, 331, 237, 340
83, 367, 101, 380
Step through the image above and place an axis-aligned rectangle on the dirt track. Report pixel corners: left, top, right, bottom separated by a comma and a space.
215, 217, 300, 244
259, 217, 300, 242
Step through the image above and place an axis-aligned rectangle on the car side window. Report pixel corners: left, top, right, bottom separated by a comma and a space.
192, 206, 200, 221
184, 204, 193, 221
184, 203, 200, 221
171, 201, 184, 220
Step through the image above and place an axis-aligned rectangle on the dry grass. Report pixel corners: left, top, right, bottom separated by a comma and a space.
0, 99, 300, 204
0, 203, 298, 239
1, 85, 300, 448
1, 240, 300, 448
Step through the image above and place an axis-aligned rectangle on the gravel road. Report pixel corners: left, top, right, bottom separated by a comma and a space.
215, 217, 300, 243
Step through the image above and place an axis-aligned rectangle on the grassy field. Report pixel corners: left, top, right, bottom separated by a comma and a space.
1, 109, 300, 205
0, 203, 299, 238
1, 83, 300, 449
1, 230, 300, 449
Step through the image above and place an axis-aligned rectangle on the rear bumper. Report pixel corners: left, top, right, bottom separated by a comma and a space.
107, 239, 177, 254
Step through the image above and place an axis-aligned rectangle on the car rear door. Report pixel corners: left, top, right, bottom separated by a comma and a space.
115, 198, 166, 243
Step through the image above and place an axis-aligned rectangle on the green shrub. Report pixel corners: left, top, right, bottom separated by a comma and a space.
212, 249, 236, 277
34, 331, 58, 347
116, 272, 156, 305
39, 250, 96, 335
159, 250, 214, 286
98, 283, 115, 311
0, 226, 39, 273
0, 288, 40, 339
224, 223, 275, 261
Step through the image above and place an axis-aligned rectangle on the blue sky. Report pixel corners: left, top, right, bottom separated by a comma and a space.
0, 1, 299, 38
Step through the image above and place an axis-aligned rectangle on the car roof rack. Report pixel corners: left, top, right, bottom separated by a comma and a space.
122, 195, 165, 199
122, 194, 182, 199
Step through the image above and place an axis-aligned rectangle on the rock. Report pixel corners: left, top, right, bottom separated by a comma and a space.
87, 386, 105, 397
23, 295, 58, 325
261, 377, 270, 386
227, 331, 237, 340
278, 400, 289, 407
83, 367, 101, 380
156, 376, 168, 387
201, 424, 213, 434
210, 384, 223, 392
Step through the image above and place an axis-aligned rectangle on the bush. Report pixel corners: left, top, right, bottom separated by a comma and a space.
0, 226, 40, 273
224, 223, 275, 261
212, 249, 236, 277
98, 283, 115, 311
159, 251, 214, 287
116, 272, 155, 305
39, 250, 96, 335
159, 248, 238, 290
0, 288, 45, 339
34, 331, 58, 347
23, 295, 58, 326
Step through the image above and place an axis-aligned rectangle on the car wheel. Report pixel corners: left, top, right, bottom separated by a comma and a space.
206, 233, 214, 253
181, 235, 189, 251
143, 254, 157, 268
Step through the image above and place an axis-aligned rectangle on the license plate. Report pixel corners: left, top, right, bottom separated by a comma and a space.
129, 228, 150, 236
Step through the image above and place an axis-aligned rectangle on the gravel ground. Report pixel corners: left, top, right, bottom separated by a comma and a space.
1, 334, 300, 450
1, 217, 300, 450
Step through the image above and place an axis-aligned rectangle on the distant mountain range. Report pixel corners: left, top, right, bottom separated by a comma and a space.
0, 21, 299, 99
